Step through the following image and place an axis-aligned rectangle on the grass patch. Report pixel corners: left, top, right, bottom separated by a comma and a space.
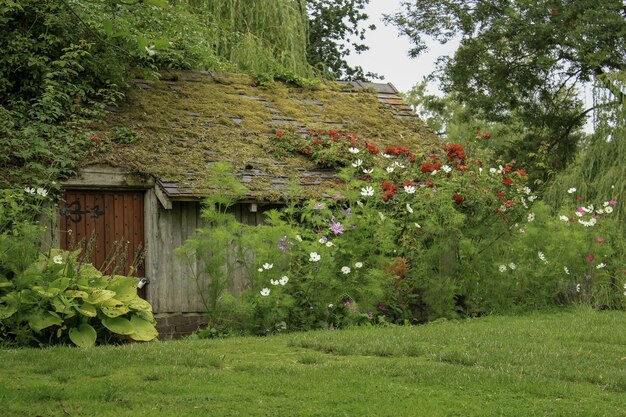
1, 308, 624, 416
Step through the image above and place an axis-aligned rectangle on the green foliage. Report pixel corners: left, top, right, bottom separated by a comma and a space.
0, 248, 157, 347
306, 0, 378, 80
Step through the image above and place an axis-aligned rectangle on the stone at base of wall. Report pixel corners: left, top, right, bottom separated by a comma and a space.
155, 313, 207, 340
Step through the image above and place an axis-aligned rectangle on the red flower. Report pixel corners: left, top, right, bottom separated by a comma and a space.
484, 132, 491, 139
380, 180, 398, 202
502, 177, 513, 186
505, 199, 515, 208
515, 169, 526, 177
496, 191, 505, 198
587, 254, 595, 263
275, 130, 285, 138
90, 135, 100, 142
503, 165, 512, 173
452, 194, 464, 205
365, 142, 380, 154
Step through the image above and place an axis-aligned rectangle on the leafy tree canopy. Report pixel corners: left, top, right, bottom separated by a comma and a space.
306, 0, 378, 80
388, 0, 626, 174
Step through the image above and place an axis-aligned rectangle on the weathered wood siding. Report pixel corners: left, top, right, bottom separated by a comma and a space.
145, 194, 275, 315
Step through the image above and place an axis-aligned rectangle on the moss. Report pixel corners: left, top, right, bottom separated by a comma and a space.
89, 71, 439, 201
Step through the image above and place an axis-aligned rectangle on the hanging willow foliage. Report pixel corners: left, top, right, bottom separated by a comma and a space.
178, 0, 312, 78
545, 72, 625, 247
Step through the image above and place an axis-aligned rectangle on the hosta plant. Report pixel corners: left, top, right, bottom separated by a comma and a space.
0, 249, 157, 347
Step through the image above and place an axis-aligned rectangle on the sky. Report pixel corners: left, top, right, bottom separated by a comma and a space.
343, 0, 459, 94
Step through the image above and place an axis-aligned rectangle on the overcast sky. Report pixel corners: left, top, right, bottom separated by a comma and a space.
343, 0, 459, 94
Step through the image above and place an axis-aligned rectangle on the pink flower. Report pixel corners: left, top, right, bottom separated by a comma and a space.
595, 237, 605, 243
608, 200, 617, 205
577, 206, 585, 214
329, 222, 345, 235
587, 254, 595, 263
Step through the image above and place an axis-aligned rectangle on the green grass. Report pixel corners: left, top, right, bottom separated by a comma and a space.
1, 308, 625, 416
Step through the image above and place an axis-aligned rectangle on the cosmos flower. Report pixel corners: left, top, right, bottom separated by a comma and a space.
341, 266, 351, 274
279, 276, 289, 285
24, 187, 36, 194
361, 186, 374, 197
260, 288, 270, 296
404, 185, 416, 194
354, 262, 363, 269
263, 263, 273, 270
53, 255, 63, 264
352, 159, 363, 168
498, 265, 507, 272
348, 147, 360, 154
567, 187, 576, 194
309, 252, 321, 262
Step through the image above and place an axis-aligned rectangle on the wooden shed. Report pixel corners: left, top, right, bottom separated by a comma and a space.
52, 72, 439, 338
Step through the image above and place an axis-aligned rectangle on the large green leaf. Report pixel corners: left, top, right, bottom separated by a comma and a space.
28, 311, 62, 332
49, 277, 70, 292
128, 297, 153, 312
65, 290, 89, 299
69, 323, 97, 348
88, 289, 116, 305
76, 302, 97, 317
101, 304, 130, 318
129, 315, 158, 341
101, 316, 134, 335
106, 276, 137, 302
0, 303, 17, 320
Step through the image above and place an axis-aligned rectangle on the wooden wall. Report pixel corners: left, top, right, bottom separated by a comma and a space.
145, 191, 275, 315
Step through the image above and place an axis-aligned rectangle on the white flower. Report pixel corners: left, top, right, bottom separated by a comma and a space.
519, 228, 525, 234
538, 251, 548, 263
575, 211, 583, 218
348, 147, 360, 154
442, 165, 452, 173
362, 168, 374, 174
596, 209, 605, 214
352, 159, 363, 168
508, 263, 517, 270
394, 161, 405, 169
576, 283, 581, 293
386, 166, 395, 173
521, 197, 528, 209
318, 237, 326, 244
489, 168, 497, 174
270, 279, 279, 286
361, 186, 374, 197
582, 205, 594, 213
341, 266, 351, 274
523, 186, 532, 195
382, 153, 392, 158
295, 235, 303, 242
479, 167, 483, 174
279, 276, 289, 286
406, 203, 413, 214
53, 255, 63, 264
309, 252, 321, 262
24, 187, 36, 194
36, 187, 48, 197
596, 263, 606, 269
605, 206, 613, 214
404, 185, 416, 194
430, 170, 438, 176
354, 262, 363, 269
567, 187, 576, 194
260, 288, 270, 296
498, 264, 507, 273
325, 241, 334, 247
258, 268, 264, 272
527, 213, 535, 222
263, 263, 273, 270
559, 215, 569, 222
145, 45, 157, 56
328, 304, 334, 308
414, 223, 421, 228
528, 195, 537, 202
564, 266, 570, 275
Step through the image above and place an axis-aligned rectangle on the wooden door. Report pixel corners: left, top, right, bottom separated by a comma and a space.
59, 190, 145, 296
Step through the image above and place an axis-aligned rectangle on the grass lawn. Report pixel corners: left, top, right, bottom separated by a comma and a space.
1, 307, 624, 416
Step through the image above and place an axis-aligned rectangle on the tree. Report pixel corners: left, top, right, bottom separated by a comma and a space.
306, 0, 377, 80
388, 0, 626, 173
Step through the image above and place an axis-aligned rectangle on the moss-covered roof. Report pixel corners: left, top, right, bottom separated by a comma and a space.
90, 71, 440, 201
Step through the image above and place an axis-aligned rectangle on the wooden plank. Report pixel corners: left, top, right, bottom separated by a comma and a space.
103, 193, 115, 273
143, 189, 159, 311
93, 193, 106, 271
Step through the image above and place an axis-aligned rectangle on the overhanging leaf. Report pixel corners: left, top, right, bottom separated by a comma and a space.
69, 323, 97, 348
102, 316, 134, 335
28, 311, 62, 332
88, 289, 116, 305
129, 315, 158, 341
